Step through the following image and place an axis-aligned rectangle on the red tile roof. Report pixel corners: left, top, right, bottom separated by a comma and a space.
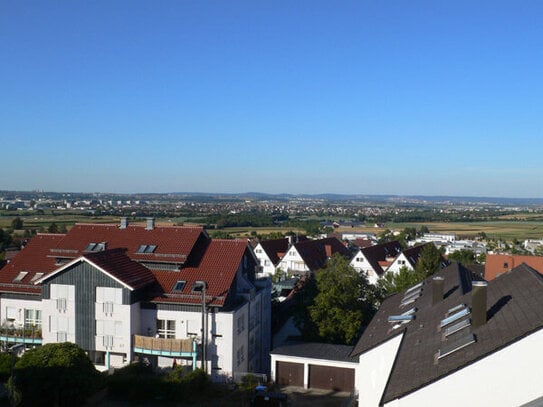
151, 239, 248, 306
485, 254, 543, 280
0, 223, 248, 306
82, 248, 156, 290
55, 223, 205, 262
0, 234, 65, 294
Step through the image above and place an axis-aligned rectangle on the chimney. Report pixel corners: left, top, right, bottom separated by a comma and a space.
432, 276, 444, 305
120, 217, 128, 229
146, 217, 155, 230
325, 244, 332, 258
471, 281, 488, 328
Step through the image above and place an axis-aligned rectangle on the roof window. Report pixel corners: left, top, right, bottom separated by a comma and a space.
444, 318, 471, 337
30, 272, 45, 283
438, 333, 476, 359
137, 244, 157, 254
173, 280, 186, 291
440, 307, 470, 329
84, 242, 106, 252
13, 271, 29, 283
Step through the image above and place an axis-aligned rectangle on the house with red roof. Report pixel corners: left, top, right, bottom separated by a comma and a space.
0, 218, 271, 381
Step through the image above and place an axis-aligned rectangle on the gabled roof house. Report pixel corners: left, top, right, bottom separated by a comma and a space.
349, 241, 403, 284
351, 262, 543, 406
277, 237, 349, 276
0, 218, 271, 381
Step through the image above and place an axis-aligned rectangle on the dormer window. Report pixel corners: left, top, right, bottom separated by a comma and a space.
137, 244, 157, 254
30, 272, 45, 283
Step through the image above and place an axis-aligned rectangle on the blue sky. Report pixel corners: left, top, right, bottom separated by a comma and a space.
1, 1, 542, 197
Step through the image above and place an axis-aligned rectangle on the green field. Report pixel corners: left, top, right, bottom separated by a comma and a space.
3, 212, 543, 242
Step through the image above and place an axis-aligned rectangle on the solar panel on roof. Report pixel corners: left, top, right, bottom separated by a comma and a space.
438, 333, 476, 359
440, 307, 470, 328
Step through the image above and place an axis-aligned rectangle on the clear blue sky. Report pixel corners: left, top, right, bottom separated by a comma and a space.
1, 1, 542, 197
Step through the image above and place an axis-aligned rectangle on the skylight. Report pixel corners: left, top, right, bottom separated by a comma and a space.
173, 281, 186, 291
405, 282, 423, 294
440, 307, 470, 328
13, 271, 29, 283
84, 243, 97, 252
84, 242, 106, 252
444, 318, 471, 337
447, 303, 466, 314
438, 333, 476, 359
137, 244, 157, 254
388, 315, 415, 323
30, 272, 45, 283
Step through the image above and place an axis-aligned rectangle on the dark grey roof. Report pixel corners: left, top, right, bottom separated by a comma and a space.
271, 342, 358, 363
351, 262, 543, 404
360, 241, 403, 276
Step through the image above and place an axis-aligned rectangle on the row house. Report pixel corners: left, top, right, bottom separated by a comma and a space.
0, 219, 271, 381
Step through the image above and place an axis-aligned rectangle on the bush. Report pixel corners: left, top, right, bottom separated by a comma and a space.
13, 342, 101, 407
106, 362, 159, 401
0, 353, 13, 382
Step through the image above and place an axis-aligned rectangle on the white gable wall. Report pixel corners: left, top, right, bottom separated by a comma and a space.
386, 253, 414, 276
253, 243, 276, 277
385, 328, 543, 407
278, 246, 309, 274
350, 250, 380, 285
356, 333, 404, 407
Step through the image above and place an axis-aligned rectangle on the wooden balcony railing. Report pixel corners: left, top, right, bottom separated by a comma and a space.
133, 335, 195, 354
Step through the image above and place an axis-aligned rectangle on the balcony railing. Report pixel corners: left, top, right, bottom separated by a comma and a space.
133, 335, 197, 356
0, 327, 43, 345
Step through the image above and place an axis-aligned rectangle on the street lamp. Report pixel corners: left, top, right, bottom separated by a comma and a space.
9, 343, 24, 406
192, 281, 207, 373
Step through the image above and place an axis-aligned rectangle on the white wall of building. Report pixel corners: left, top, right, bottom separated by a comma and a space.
253, 243, 277, 277
350, 250, 380, 285
42, 284, 76, 344
1, 297, 42, 329
278, 247, 309, 274
385, 328, 543, 407
385, 254, 413, 275
357, 333, 404, 407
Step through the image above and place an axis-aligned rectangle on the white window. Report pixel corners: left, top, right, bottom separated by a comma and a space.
24, 309, 42, 329
50, 315, 73, 336
6, 307, 17, 320
50, 284, 75, 301
157, 319, 176, 338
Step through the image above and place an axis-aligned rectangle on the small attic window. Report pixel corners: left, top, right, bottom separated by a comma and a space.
173, 281, 186, 291
85, 243, 97, 252
30, 272, 45, 283
137, 245, 157, 254
13, 271, 29, 283
85, 242, 106, 252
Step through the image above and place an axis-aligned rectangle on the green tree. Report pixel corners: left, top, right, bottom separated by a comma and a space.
447, 249, 476, 265
12, 342, 101, 407
415, 243, 444, 276
11, 217, 23, 230
377, 267, 426, 295
294, 254, 378, 345
47, 222, 59, 234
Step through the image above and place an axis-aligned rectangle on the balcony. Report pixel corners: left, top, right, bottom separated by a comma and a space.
133, 335, 197, 359
0, 326, 43, 346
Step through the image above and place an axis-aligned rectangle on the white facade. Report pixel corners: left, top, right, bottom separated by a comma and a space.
278, 246, 309, 275
350, 249, 380, 285
253, 243, 277, 277
385, 253, 413, 275
383, 329, 543, 407
356, 334, 404, 407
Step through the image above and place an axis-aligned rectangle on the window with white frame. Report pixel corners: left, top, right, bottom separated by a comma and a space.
96, 319, 122, 348
157, 319, 176, 338
24, 309, 42, 329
